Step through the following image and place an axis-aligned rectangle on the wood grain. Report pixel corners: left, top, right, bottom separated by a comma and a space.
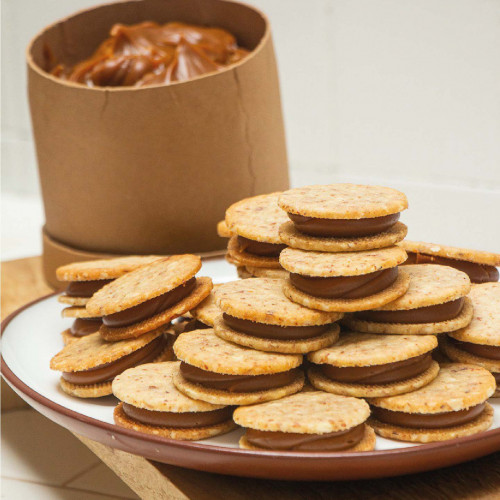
2, 256, 500, 499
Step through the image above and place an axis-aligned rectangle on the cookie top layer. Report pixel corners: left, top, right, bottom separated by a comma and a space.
308, 332, 437, 367
225, 192, 289, 244
370, 364, 495, 413
56, 256, 162, 282
191, 285, 221, 327
449, 283, 500, 346
50, 331, 162, 372
215, 278, 342, 326
401, 241, 500, 266
174, 329, 302, 375
86, 255, 201, 316
375, 264, 471, 311
112, 361, 225, 412
234, 391, 370, 433
278, 184, 408, 219
280, 246, 407, 277
61, 306, 96, 319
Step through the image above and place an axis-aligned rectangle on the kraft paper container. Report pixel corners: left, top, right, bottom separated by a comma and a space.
27, 0, 289, 287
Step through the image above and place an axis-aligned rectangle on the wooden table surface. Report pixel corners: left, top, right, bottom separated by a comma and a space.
2, 256, 500, 499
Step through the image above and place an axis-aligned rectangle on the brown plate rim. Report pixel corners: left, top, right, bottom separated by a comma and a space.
2, 293, 500, 481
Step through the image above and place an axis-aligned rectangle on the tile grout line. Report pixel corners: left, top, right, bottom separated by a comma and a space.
60, 460, 103, 487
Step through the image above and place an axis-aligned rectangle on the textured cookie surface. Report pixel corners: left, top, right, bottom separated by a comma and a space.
173, 329, 302, 375
401, 241, 500, 266
50, 331, 162, 371
225, 192, 289, 244
308, 332, 437, 367
190, 285, 221, 327
87, 256, 201, 316
227, 236, 281, 268
58, 296, 89, 306
114, 403, 236, 440
448, 283, 500, 346
215, 278, 342, 326
233, 391, 370, 433
280, 246, 407, 277
343, 297, 474, 334
370, 364, 495, 413
59, 378, 112, 398
441, 337, 500, 372
370, 403, 493, 443
112, 361, 225, 411
214, 317, 339, 354
245, 266, 289, 279
98, 277, 213, 340
217, 220, 232, 238
61, 306, 96, 319
56, 256, 162, 281
279, 221, 407, 252
375, 264, 471, 311
283, 270, 410, 312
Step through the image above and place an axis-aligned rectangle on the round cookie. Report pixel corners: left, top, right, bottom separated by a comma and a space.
62, 306, 98, 319
369, 364, 495, 443
307, 333, 439, 397
234, 391, 375, 452
190, 285, 221, 327
344, 264, 473, 334
279, 221, 408, 253
173, 329, 304, 405
227, 236, 282, 269
278, 184, 408, 219
112, 361, 237, 440
245, 266, 289, 279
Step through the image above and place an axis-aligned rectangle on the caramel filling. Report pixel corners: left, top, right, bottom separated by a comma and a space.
371, 403, 485, 429
404, 252, 499, 284
103, 278, 196, 328
180, 362, 300, 393
222, 313, 330, 340
65, 279, 112, 297
70, 318, 102, 337
51, 22, 250, 87
290, 268, 398, 299
356, 297, 464, 324
245, 424, 365, 451
288, 213, 400, 238
122, 403, 234, 428
450, 338, 500, 361
62, 336, 165, 385
237, 236, 286, 257
320, 353, 432, 384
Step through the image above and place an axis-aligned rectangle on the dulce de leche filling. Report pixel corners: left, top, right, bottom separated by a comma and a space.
51, 22, 250, 88
65, 279, 113, 298
404, 252, 499, 284
62, 335, 165, 385
180, 362, 299, 393
450, 338, 500, 361
70, 318, 102, 337
122, 403, 234, 428
290, 268, 398, 299
288, 213, 400, 238
103, 277, 196, 328
372, 403, 486, 429
356, 297, 464, 324
245, 424, 365, 451
222, 313, 330, 340
237, 236, 286, 257
320, 353, 432, 385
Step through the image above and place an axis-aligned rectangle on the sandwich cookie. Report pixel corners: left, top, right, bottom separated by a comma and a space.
369, 364, 495, 442
401, 240, 500, 284
173, 329, 304, 405
50, 331, 171, 398
225, 192, 289, 269
189, 285, 221, 329
278, 184, 408, 252
86, 256, 212, 341
280, 246, 409, 312
307, 333, 439, 397
113, 361, 237, 439
234, 391, 375, 452
344, 264, 473, 334
214, 278, 341, 353
442, 283, 500, 396
61, 306, 102, 345
57, 256, 161, 306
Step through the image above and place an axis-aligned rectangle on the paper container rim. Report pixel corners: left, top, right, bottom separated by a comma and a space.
26, 0, 271, 92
